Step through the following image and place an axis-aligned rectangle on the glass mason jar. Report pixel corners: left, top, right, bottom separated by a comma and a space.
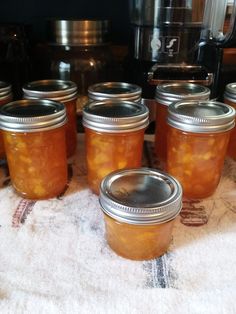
46, 19, 114, 113
0, 99, 68, 200
155, 83, 210, 168
224, 82, 236, 160
23, 79, 77, 158
167, 100, 235, 199
99, 168, 182, 260
88, 81, 142, 103
0, 81, 13, 158
82, 100, 149, 194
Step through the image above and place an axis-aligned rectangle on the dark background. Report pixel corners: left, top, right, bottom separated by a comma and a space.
0, 0, 130, 44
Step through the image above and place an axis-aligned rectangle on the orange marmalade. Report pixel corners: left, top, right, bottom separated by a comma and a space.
23, 80, 78, 158
0, 99, 68, 199
99, 168, 182, 260
167, 100, 235, 199
83, 100, 149, 194
224, 82, 236, 160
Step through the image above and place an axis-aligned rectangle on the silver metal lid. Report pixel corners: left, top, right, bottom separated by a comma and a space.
0, 99, 67, 132
82, 100, 149, 133
155, 83, 210, 106
88, 82, 142, 102
168, 100, 236, 133
23, 80, 78, 102
47, 19, 110, 46
0, 81, 12, 99
224, 82, 236, 102
99, 168, 182, 225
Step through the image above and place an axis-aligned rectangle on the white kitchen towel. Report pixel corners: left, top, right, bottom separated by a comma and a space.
0, 135, 236, 314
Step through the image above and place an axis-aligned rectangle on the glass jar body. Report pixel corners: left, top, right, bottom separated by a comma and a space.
0, 94, 13, 158
224, 97, 236, 160
154, 101, 168, 168
85, 127, 145, 194
49, 45, 114, 112
167, 126, 231, 198
63, 97, 77, 157
103, 214, 176, 260
3, 126, 68, 199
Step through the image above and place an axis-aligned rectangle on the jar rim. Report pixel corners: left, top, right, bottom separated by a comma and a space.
99, 168, 182, 225
88, 82, 142, 102
167, 100, 236, 133
82, 100, 149, 133
155, 83, 210, 106
0, 99, 67, 132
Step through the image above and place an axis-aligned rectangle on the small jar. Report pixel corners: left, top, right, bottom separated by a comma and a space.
23, 79, 78, 158
99, 168, 182, 260
224, 82, 236, 159
155, 83, 210, 168
88, 82, 142, 103
0, 99, 68, 200
82, 100, 149, 194
0, 81, 13, 158
167, 100, 235, 199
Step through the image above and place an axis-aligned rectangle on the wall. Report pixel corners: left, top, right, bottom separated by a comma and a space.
0, 0, 130, 44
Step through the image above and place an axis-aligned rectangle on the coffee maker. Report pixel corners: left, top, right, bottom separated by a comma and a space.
125, 0, 236, 111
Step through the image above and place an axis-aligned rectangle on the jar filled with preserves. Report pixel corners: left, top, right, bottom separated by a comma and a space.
99, 168, 182, 260
0, 81, 13, 158
155, 83, 210, 168
88, 82, 142, 103
224, 82, 236, 159
23, 79, 77, 158
167, 100, 235, 199
82, 100, 149, 194
0, 99, 68, 199
46, 19, 114, 113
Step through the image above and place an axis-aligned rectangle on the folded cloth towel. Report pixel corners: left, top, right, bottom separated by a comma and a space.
0, 135, 235, 314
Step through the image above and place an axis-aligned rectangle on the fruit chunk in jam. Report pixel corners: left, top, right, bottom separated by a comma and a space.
3, 126, 68, 199
167, 126, 230, 199
85, 127, 145, 194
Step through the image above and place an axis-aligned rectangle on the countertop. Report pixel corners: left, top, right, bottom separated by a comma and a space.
0, 134, 236, 314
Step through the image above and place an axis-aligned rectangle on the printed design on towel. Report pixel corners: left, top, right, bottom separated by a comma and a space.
12, 199, 36, 227
180, 199, 208, 226
143, 252, 177, 288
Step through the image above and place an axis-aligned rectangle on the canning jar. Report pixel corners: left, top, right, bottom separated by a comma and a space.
224, 82, 236, 159
88, 82, 142, 103
23, 79, 77, 157
82, 100, 149, 194
0, 99, 68, 199
46, 19, 114, 113
0, 81, 12, 158
155, 83, 210, 168
167, 100, 235, 199
99, 168, 182, 260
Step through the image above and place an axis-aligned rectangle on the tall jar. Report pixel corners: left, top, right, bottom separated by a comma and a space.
224, 82, 236, 160
99, 168, 182, 260
167, 100, 235, 199
155, 83, 210, 168
0, 81, 13, 158
88, 82, 142, 103
23, 79, 77, 158
0, 99, 68, 200
47, 19, 114, 113
82, 100, 149, 194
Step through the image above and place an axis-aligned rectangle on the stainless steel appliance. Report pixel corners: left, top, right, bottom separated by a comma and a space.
125, 0, 236, 102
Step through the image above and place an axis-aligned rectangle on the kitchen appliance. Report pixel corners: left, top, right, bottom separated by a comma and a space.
125, 0, 236, 105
